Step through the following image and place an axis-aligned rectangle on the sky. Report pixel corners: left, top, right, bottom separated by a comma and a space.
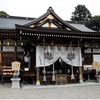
0, 0, 100, 20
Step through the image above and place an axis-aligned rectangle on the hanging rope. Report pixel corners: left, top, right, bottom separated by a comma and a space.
52, 41, 55, 81
70, 41, 75, 80
43, 37, 46, 82
78, 39, 83, 82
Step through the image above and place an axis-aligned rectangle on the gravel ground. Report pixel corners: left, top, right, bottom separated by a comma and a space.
0, 83, 100, 99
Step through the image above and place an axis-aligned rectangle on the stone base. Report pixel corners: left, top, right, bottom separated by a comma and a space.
95, 75, 100, 83
79, 79, 83, 83
11, 78, 21, 89
36, 80, 40, 86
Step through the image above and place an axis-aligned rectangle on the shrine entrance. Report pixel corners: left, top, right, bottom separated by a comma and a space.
39, 59, 79, 85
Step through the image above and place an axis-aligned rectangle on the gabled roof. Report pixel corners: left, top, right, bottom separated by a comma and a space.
0, 7, 97, 33
24, 7, 80, 32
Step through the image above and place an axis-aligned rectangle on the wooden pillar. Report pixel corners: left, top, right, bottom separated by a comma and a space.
0, 40, 3, 64
36, 67, 40, 86
15, 40, 17, 61
91, 46, 93, 62
78, 39, 83, 83
79, 67, 83, 83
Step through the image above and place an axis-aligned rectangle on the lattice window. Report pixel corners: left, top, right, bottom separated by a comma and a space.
2, 53, 15, 66
84, 53, 93, 65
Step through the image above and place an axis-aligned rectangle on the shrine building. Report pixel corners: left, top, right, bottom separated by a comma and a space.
0, 7, 100, 85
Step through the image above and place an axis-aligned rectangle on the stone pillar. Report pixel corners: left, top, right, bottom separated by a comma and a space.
36, 67, 40, 86
11, 78, 21, 89
95, 75, 100, 83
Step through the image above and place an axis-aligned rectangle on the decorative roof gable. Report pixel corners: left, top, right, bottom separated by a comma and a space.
24, 7, 80, 32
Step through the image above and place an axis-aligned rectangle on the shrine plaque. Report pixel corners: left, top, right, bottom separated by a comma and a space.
12, 61, 20, 70
92, 62, 98, 70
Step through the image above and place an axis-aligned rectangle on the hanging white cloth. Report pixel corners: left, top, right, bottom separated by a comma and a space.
36, 46, 82, 67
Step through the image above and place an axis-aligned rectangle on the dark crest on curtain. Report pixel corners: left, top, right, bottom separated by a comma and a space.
44, 52, 53, 60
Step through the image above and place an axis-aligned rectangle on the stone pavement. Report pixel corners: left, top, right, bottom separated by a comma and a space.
0, 82, 100, 99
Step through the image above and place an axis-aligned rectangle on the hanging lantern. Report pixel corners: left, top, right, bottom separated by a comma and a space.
7, 41, 10, 46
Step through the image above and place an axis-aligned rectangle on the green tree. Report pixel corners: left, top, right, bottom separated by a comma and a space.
70, 5, 92, 22
85, 16, 100, 32
0, 11, 9, 16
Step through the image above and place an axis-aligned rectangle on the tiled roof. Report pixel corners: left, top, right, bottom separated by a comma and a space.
0, 15, 96, 32
0, 15, 34, 29
67, 22, 96, 32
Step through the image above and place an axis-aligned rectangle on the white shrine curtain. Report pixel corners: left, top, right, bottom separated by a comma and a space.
36, 46, 82, 67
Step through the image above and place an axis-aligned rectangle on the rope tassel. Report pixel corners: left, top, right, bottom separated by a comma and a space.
43, 75, 46, 81
71, 74, 75, 80
52, 75, 55, 81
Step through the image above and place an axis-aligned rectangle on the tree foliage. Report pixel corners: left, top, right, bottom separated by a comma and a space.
85, 16, 100, 32
0, 11, 9, 16
70, 5, 92, 22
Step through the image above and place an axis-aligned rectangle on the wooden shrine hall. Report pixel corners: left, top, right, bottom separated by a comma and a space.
0, 7, 100, 85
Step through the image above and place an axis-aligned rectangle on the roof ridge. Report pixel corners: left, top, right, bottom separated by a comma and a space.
0, 15, 35, 20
